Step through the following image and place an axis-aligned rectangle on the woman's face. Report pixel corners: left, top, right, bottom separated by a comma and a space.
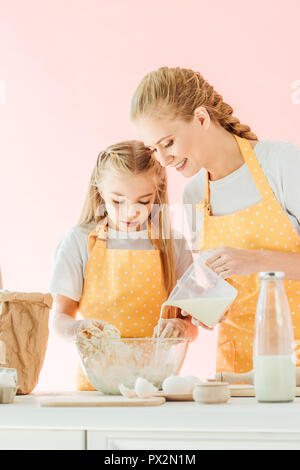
100, 170, 157, 232
134, 108, 212, 178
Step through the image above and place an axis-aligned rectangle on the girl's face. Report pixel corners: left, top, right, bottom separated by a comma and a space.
100, 170, 157, 232
134, 108, 213, 178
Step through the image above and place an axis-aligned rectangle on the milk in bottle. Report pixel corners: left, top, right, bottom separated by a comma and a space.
254, 272, 295, 402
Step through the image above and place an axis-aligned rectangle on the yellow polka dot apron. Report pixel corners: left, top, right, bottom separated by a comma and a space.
196, 135, 300, 373
76, 218, 169, 390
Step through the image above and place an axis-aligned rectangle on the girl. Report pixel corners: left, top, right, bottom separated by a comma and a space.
49, 140, 197, 390
130, 66, 300, 374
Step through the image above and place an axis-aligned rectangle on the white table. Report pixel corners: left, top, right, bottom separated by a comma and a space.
1, 392, 300, 450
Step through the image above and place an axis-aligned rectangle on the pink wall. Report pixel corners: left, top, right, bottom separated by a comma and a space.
1, 0, 299, 390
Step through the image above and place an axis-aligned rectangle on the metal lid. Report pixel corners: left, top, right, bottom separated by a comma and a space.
259, 271, 285, 280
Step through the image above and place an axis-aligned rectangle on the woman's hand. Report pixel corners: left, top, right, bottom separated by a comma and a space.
153, 317, 197, 339
206, 246, 261, 279
207, 248, 300, 282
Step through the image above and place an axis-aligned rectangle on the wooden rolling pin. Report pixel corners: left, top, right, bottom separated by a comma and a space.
216, 367, 300, 386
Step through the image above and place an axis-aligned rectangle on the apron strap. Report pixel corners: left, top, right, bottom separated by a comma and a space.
234, 135, 274, 201
195, 134, 274, 214
195, 170, 212, 215
88, 217, 108, 251
88, 217, 161, 252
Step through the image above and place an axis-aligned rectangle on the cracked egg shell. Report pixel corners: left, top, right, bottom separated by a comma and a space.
134, 377, 158, 398
119, 384, 136, 398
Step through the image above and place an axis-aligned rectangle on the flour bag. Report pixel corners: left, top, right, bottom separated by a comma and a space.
0, 291, 52, 394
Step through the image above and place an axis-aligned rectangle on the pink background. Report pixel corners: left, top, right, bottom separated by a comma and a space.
1, 0, 299, 390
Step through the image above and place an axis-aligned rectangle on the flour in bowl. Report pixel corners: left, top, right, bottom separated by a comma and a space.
77, 321, 121, 355
76, 322, 186, 395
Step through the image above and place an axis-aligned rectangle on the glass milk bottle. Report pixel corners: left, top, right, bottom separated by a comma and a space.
254, 272, 296, 402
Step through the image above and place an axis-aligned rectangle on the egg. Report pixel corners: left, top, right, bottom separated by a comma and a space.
184, 375, 202, 393
162, 376, 191, 395
134, 377, 158, 398
119, 384, 136, 399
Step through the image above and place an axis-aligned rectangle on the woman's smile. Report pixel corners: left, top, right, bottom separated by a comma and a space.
173, 157, 188, 171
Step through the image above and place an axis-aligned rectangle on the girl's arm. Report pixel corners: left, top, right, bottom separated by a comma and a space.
53, 295, 81, 340
177, 313, 199, 341
53, 294, 105, 341
153, 234, 199, 340
153, 313, 199, 341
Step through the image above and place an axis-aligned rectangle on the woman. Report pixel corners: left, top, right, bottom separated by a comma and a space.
130, 66, 300, 374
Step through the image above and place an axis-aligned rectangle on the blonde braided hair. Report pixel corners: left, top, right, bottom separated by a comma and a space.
130, 67, 257, 141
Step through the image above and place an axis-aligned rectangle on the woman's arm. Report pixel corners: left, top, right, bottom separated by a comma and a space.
255, 250, 300, 280
207, 247, 300, 281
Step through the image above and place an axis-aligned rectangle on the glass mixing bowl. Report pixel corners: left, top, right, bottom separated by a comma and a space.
75, 337, 190, 395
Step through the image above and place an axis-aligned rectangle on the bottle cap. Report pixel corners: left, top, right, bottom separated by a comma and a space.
259, 271, 285, 280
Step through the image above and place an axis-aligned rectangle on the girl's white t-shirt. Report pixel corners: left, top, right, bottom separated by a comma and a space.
182, 140, 300, 250
49, 226, 193, 302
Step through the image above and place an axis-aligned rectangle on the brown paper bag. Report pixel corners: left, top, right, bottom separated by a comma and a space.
0, 291, 52, 394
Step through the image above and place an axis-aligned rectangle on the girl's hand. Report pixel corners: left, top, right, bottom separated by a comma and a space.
53, 295, 107, 340
180, 311, 214, 330
181, 310, 230, 328
153, 318, 193, 339
206, 246, 260, 279
76, 319, 107, 337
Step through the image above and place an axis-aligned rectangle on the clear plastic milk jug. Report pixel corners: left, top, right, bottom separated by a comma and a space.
254, 272, 296, 402
160, 251, 237, 328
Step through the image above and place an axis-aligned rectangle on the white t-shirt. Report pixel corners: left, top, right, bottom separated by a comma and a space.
183, 140, 300, 250
49, 225, 193, 302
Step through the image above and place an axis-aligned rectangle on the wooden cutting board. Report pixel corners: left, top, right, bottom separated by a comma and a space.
156, 391, 192, 401
229, 385, 300, 397
39, 395, 166, 407
229, 384, 255, 397
157, 385, 300, 400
